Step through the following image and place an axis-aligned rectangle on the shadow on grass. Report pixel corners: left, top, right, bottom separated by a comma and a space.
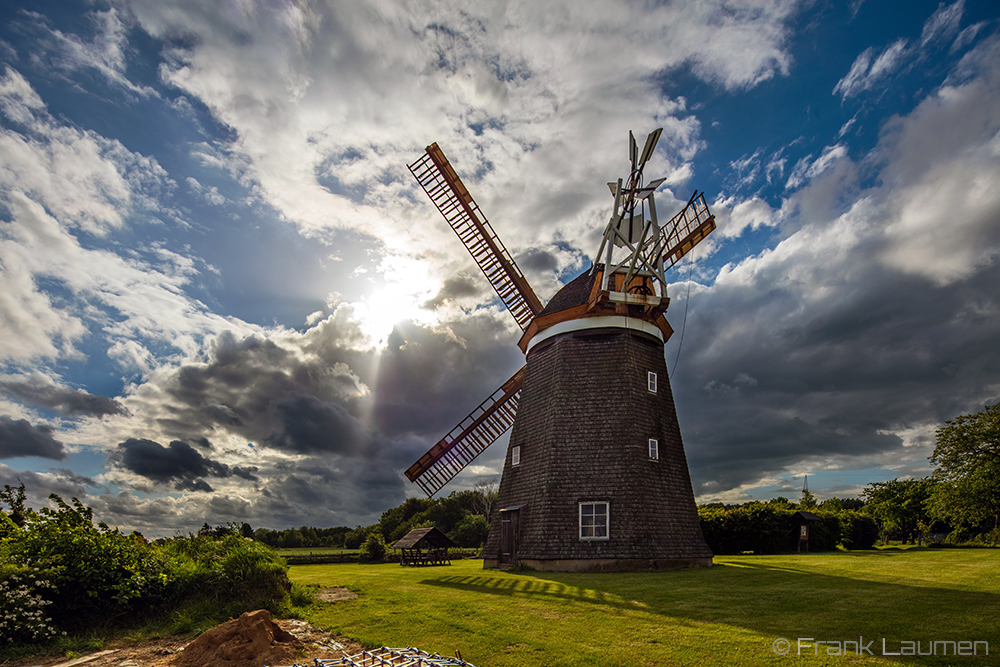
420, 552, 998, 664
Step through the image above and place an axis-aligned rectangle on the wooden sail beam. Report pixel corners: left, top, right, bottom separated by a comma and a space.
660, 191, 716, 269
408, 144, 543, 331
404, 366, 525, 498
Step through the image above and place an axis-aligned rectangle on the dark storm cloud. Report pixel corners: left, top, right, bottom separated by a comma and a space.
268, 392, 371, 454
423, 274, 484, 309
373, 314, 525, 440
50, 468, 98, 487
110, 438, 258, 491
151, 329, 371, 450
671, 227, 1000, 497
0, 416, 66, 460
0, 464, 91, 508
517, 247, 560, 273
255, 455, 410, 527
0, 375, 126, 417
107, 308, 523, 525
142, 309, 521, 460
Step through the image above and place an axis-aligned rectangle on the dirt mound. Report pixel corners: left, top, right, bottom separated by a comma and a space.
172, 610, 305, 667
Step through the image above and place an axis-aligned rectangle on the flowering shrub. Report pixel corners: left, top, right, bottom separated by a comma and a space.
4, 495, 171, 629
1, 486, 293, 647
0, 567, 59, 644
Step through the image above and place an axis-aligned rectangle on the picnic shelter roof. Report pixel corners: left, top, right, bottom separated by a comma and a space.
392, 526, 456, 550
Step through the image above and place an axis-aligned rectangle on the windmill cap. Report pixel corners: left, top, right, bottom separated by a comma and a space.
518, 267, 672, 354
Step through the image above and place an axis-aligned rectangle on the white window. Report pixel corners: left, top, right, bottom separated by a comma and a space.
649, 438, 659, 460
511, 445, 521, 466
579, 502, 609, 540
648, 371, 658, 393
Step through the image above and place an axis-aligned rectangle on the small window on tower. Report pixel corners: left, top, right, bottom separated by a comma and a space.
579, 502, 609, 540
648, 371, 658, 393
511, 446, 521, 466
649, 438, 659, 460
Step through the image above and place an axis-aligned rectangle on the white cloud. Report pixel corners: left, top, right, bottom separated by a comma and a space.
0, 66, 45, 123
712, 195, 779, 239
122, 0, 800, 304
30, 7, 159, 98
0, 70, 256, 364
833, 39, 909, 99
785, 144, 847, 190
875, 39, 1000, 283
921, 0, 964, 47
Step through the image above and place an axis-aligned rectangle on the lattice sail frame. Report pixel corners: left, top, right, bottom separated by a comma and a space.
404, 367, 524, 498
408, 144, 542, 331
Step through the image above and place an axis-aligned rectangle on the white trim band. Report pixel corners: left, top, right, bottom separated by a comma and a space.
525, 315, 664, 353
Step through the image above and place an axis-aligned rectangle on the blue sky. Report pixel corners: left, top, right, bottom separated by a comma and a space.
0, 0, 998, 536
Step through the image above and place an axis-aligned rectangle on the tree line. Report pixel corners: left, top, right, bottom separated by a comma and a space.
248, 482, 498, 550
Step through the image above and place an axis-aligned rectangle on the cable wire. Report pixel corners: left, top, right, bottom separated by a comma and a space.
669, 245, 697, 379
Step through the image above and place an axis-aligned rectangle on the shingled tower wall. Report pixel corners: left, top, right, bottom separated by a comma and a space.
482, 274, 712, 571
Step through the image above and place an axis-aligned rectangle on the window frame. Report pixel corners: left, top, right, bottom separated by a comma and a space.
578, 501, 610, 541
648, 371, 658, 393
511, 445, 521, 466
648, 438, 659, 460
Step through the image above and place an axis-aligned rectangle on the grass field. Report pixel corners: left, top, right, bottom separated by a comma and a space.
290, 549, 999, 667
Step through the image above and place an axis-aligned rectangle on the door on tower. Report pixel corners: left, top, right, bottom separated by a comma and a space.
499, 506, 521, 566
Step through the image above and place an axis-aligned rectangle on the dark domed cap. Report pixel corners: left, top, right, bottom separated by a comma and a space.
537, 267, 599, 317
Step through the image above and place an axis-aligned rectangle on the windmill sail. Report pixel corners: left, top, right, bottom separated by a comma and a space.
408, 144, 543, 330
660, 191, 716, 269
405, 366, 525, 497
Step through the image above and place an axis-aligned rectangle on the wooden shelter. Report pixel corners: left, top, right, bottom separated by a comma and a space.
793, 511, 820, 553
392, 527, 456, 566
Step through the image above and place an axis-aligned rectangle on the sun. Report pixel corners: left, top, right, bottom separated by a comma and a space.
353, 255, 439, 347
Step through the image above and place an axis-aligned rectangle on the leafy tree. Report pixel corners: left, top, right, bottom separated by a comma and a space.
448, 514, 489, 547
473, 479, 498, 519
862, 478, 936, 543
819, 497, 842, 512
799, 488, 818, 509
358, 532, 387, 562
0, 481, 29, 529
837, 510, 879, 549
927, 402, 1000, 541
839, 497, 866, 511
344, 525, 370, 549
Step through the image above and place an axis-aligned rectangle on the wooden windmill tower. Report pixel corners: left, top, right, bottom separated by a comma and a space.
406, 130, 715, 571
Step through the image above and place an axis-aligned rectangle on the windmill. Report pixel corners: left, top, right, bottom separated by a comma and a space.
405, 130, 716, 571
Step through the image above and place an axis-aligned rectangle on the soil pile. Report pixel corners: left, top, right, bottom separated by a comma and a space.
172, 610, 305, 667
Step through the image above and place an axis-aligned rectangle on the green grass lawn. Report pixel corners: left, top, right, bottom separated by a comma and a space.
290, 549, 999, 667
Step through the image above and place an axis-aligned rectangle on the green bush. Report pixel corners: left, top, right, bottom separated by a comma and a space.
0, 491, 294, 649
359, 532, 388, 562
1, 495, 170, 629
159, 531, 290, 616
